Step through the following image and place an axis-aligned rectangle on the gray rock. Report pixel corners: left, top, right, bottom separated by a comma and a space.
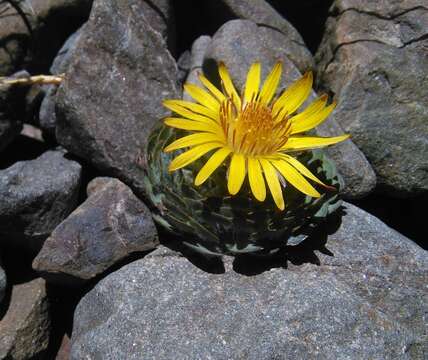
176, 50, 191, 85
70, 202, 428, 360
203, 0, 314, 72
33, 177, 158, 284
39, 27, 84, 137
0, 71, 29, 152
183, 35, 212, 101
203, 20, 375, 198
138, 0, 175, 53
0, 278, 50, 360
0, 256, 5, 305
0, 0, 92, 76
316, 0, 428, 196
0, 150, 82, 250
56, 0, 179, 199
316, 117, 377, 199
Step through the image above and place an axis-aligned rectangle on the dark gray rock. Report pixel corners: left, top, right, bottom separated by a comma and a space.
0, 0, 92, 76
203, 20, 375, 198
0, 71, 29, 152
33, 177, 158, 284
56, 0, 179, 199
316, 0, 428, 196
70, 202, 428, 360
203, 0, 313, 72
39, 28, 84, 137
0, 150, 82, 250
0, 278, 50, 360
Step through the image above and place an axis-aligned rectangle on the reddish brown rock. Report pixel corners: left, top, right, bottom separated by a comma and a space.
33, 178, 159, 284
0, 278, 50, 359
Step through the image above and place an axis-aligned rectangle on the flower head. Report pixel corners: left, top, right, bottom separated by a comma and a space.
162, 62, 348, 210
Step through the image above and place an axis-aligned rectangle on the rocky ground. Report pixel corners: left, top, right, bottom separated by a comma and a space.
0, 0, 427, 359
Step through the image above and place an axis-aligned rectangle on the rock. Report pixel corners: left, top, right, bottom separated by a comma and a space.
39, 28, 84, 137
20, 124, 44, 142
203, 20, 375, 198
55, 334, 71, 360
138, 0, 175, 53
0, 150, 82, 250
316, 117, 377, 199
203, 0, 313, 72
33, 177, 158, 284
0, 71, 29, 152
176, 50, 191, 85
0, 256, 5, 305
316, 0, 428, 196
0, 0, 92, 75
0, 278, 50, 360
70, 202, 428, 360
183, 35, 212, 101
56, 0, 179, 199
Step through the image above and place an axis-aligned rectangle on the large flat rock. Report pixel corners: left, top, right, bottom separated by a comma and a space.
71, 203, 428, 359
316, 0, 428, 196
55, 0, 179, 198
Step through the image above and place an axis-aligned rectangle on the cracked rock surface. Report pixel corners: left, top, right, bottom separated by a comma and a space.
316, 0, 428, 196
70, 203, 428, 360
33, 177, 159, 285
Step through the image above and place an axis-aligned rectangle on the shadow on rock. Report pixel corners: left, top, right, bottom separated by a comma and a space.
160, 231, 226, 275
233, 207, 345, 275
160, 207, 346, 276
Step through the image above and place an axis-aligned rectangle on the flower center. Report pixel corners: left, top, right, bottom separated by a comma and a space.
220, 99, 291, 156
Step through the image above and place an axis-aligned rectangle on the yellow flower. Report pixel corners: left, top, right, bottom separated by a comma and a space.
162, 62, 349, 210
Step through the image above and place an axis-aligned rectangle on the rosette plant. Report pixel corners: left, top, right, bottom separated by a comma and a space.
144, 62, 348, 256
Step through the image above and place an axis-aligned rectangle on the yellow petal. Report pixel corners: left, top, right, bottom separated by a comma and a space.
272, 159, 320, 198
168, 142, 222, 171
218, 62, 241, 110
164, 133, 223, 152
184, 83, 220, 111
291, 98, 336, 134
244, 62, 261, 103
195, 147, 231, 185
164, 118, 222, 135
259, 62, 282, 105
281, 134, 350, 151
247, 157, 266, 201
227, 153, 246, 195
198, 73, 226, 103
163, 99, 219, 121
272, 71, 313, 117
278, 153, 327, 187
259, 159, 284, 210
